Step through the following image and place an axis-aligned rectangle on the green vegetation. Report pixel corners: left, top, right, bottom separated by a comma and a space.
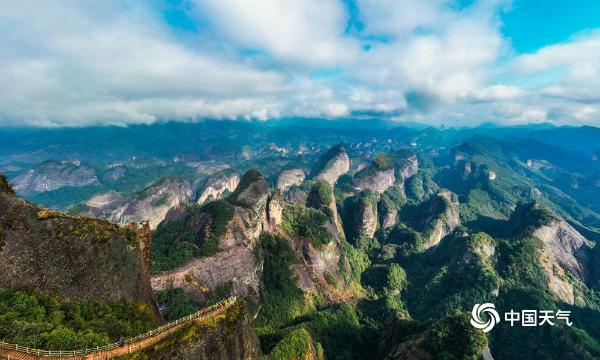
282, 204, 333, 248
354, 153, 393, 180
265, 328, 323, 360
342, 190, 378, 246
0, 173, 15, 194
307, 180, 334, 217
426, 313, 488, 360
199, 199, 235, 255
156, 289, 199, 322
387, 263, 408, 291
0, 288, 157, 350
151, 199, 234, 273
256, 234, 312, 332
315, 144, 345, 175
151, 207, 199, 273
229, 168, 264, 206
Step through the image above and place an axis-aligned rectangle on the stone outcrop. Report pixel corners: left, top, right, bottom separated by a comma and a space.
266, 191, 283, 231
315, 145, 350, 186
80, 177, 195, 229
197, 170, 240, 205
0, 186, 156, 308
532, 217, 593, 304
389, 149, 419, 185
276, 168, 305, 191
380, 206, 398, 229
151, 169, 269, 301
352, 153, 395, 193
357, 201, 378, 239
134, 302, 260, 360
420, 189, 460, 250
353, 168, 395, 193
12, 160, 98, 196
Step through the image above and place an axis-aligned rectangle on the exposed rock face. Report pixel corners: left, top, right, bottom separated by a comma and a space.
381, 207, 398, 229
390, 149, 419, 185
316, 145, 350, 186
532, 218, 593, 304
151, 170, 269, 301
197, 170, 240, 205
420, 189, 460, 250
81, 177, 195, 229
12, 160, 98, 195
151, 245, 261, 301
353, 168, 395, 193
353, 153, 395, 193
276, 168, 305, 191
0, 188, 156, 308
266, 192, 283, 231
285, 185, 309, 204
102, 166, 126, 183
356, 201, 378, 239
134, 302, 260, 360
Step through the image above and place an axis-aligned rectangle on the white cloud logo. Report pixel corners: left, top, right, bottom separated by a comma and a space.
470, 303, 500, 333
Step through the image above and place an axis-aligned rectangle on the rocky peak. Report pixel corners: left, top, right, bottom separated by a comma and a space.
420, 189, 460, 250
197, 170, 240, 205
0, 173, 15, 195
352, 153, 395, 193
11, 160, 99, 195
530, 214, 593, 304
315, 144, 350, 186
389, 149, 419, 185
80, 177, 195, 229
229, 169, 269, 214
276, 168, 306, 191
0, 189, 156, 308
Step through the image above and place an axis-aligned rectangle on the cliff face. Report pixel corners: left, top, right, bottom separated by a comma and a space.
129, 302, 260, 360
531, 217, 593, 304
81, 177, 195, 229
11, 160, 99, 196
352, 154, 395, 193
389, 149, 418, 185
276, 168, 306, 191
420, 189, 460, 250
197, 171, 240, 205
151, 170, 269, 302
353, 168, 395, 193
0, 186, 156, 308
316, 145, 350, 186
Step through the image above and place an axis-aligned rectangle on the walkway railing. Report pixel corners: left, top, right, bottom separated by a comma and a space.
0, 296, 236, 358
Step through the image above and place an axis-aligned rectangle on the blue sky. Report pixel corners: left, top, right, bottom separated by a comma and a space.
1, 0, 599, 127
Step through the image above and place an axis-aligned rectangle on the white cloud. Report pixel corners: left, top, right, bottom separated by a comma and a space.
191, 0, 359, 66
0, 0, 598, 127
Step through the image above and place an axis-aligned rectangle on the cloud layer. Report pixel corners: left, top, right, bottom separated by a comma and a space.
0, 0, 598, 127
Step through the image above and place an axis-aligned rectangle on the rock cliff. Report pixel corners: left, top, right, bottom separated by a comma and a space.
12, 160, 98, 195
419, 189, 460, 250
352, 153, 395, 193
0, 181, 156, 308
315, 144, 350, 186
276, 168, 306, 191
151, 170, 269, 302
80, 177, 195, 229
197, 170, 240, 205
128, 301, 260, 360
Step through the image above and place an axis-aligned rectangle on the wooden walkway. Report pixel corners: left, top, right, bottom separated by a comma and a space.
0, 297, 236, 360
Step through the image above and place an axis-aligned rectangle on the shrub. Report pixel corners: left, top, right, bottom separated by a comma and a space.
282, 204, 333, 248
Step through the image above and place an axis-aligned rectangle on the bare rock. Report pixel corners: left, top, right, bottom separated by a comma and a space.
276, 168, 306, 191
316, 145, 350, 186
197, 170, 240, 205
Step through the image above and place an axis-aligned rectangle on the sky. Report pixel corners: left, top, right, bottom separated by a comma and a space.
1, 0, 600, 127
